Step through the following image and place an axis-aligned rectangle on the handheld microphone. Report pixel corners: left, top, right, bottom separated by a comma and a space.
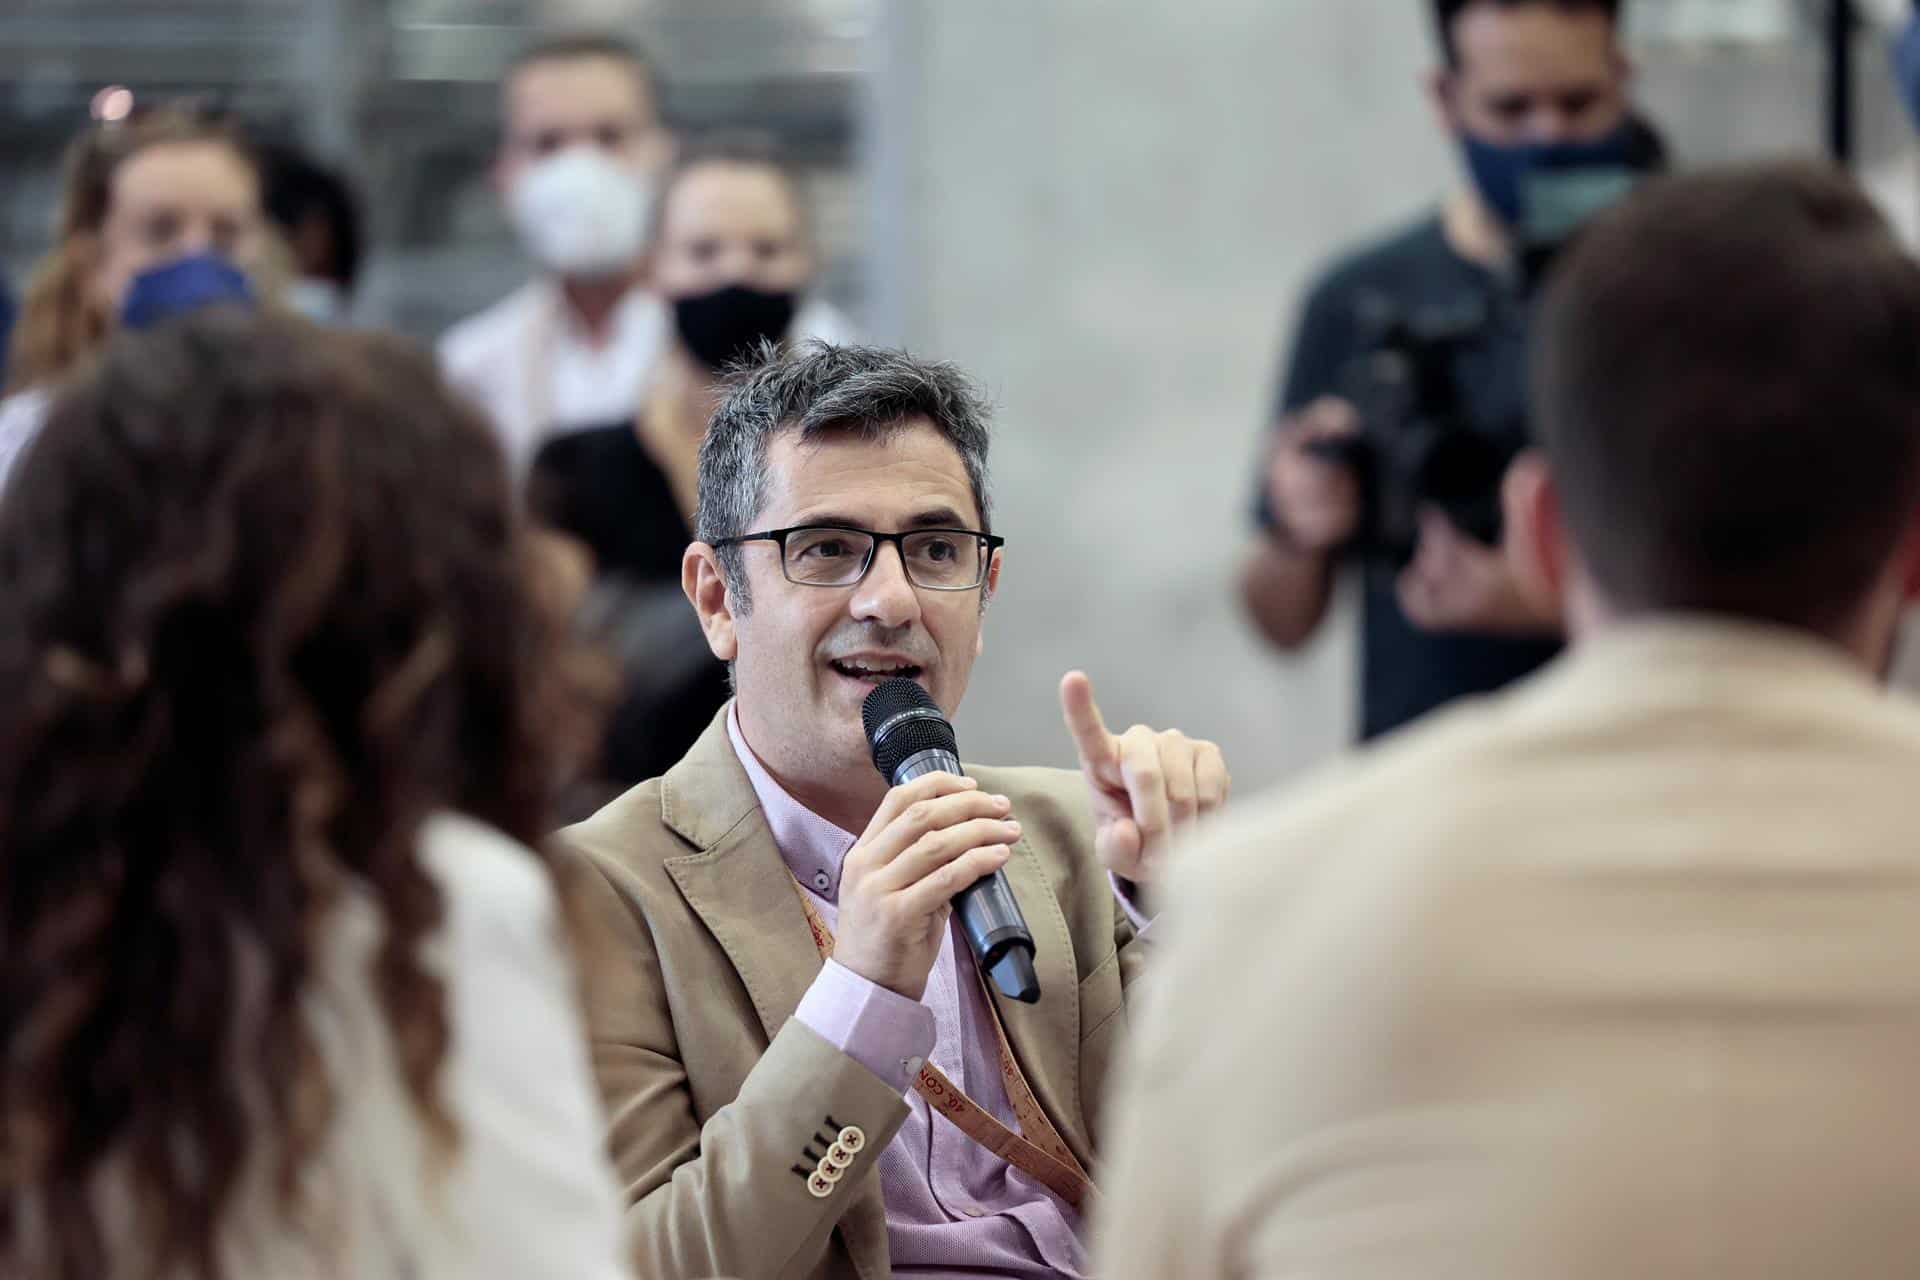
862, 678, 1041, 1003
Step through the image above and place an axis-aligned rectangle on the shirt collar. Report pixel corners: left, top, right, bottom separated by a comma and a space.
726, 703, 859, 902
1566, 614, 1879, 691
537, 277, 663, 346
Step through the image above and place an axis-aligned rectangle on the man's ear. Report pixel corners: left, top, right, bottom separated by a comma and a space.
1425, 66, 1463, 137
683, 543, 739, 662
490, 144, 515, 200
1502, 450, 1569, 620
975, 546, 1003, 656
1614, 48, 1636, 93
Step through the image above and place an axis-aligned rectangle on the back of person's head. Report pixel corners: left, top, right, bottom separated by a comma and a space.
1431, 0, 1623, 65
1532, 159, 1920, 632
6, 104, 271, 396
259, 142, 363, 292
0, 311, 603, 1278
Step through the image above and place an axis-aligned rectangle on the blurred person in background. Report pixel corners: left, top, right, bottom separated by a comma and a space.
0, 275, 13, 388
1899, 0, 1920, 130
1239, 0, 1645, 741
531, 131, 825, 791
1859, 1, 1920, 249
1100, 161, 1920, 1278
440, 32, 853, 475
261, 141, 364, 325
0, 105, 273, 494
563, 340, 1228, 1279
1875, 1, 1920, 688
0, 311, 632, 1279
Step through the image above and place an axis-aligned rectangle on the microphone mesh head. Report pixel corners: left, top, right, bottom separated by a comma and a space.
861, 678, 959, 781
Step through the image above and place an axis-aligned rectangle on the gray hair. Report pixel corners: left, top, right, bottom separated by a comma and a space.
695, 340, 994, 610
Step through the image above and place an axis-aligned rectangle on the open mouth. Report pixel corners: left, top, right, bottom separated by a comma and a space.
828, 658, 925, 688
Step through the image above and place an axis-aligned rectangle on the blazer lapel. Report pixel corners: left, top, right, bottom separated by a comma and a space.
659, 709, 824, 1044
986, 833, 1093, 1170
657, 709, 892, 1279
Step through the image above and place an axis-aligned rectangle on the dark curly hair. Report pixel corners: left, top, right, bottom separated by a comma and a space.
0, 310, 606, 1277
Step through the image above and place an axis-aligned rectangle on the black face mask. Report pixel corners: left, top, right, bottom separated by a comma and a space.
671, 284, 799, 371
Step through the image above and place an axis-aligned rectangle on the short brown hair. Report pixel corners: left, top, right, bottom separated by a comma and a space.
504, 31, 662, 118
1532, 160, 1920, 629
1432, 0, 1621, 66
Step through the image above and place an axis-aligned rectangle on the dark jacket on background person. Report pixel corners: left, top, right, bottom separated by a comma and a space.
530, 421, 730, 786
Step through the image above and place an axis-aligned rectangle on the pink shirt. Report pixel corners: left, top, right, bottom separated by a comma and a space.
727, 708, 1127, 1278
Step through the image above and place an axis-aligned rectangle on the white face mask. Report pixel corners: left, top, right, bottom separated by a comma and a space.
506, 146, 652, 280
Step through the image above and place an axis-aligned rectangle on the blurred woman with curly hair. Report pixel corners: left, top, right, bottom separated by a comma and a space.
0, 310, 630, 1279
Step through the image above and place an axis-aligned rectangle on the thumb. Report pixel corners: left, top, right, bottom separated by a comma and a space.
1409, 508, 1455, 575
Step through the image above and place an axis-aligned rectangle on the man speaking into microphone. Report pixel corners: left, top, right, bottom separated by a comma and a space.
560, 340, 1227, 1279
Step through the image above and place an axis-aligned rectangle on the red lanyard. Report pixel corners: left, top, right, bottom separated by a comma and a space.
788, 878, 1096, 1212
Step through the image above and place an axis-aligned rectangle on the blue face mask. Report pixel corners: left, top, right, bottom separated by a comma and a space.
1895, 12, 1920, 132
1460, 119, 1651, 245
119, 252, 253, 331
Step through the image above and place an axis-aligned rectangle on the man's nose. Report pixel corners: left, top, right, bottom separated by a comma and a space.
1525, 108, 1586, 145
849, 541, 922, 631
714, 248, 764, 286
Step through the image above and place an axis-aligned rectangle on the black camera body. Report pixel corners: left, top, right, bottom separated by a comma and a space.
1301, 115, 1667, 568
1306, 300, 1519, 566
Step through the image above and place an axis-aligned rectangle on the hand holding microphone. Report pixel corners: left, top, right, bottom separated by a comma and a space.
830, 768, 1021, 1004
831, 677, 1031, 1003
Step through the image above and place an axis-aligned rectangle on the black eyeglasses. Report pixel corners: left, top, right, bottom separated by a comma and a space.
713, 524, 1005, 590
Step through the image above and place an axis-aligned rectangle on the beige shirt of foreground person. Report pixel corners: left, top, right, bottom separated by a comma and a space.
1096, 618, 1920, 1279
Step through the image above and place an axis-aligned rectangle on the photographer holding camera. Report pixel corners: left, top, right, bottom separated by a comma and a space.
1242, 0, 1651, 740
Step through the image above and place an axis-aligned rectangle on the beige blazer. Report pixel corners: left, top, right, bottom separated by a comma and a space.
1098, 619, 1920, 1279
562, 707, 1148, 1280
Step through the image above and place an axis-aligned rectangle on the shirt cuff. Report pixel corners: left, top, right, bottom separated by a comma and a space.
794, 958, 936, 1095
1110, 871, 1156, 938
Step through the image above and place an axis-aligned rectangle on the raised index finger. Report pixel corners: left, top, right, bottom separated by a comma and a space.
1059, 670, 1119, 783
